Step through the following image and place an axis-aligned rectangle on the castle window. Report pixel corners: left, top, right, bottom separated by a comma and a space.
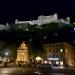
49, 55, 51, 58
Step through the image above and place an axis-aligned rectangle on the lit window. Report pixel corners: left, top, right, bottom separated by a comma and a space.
60, 61, 63, 65
56, 61, 59, 64
49, 61, 51, 64
36, 57, 42, 61
60, 49, 63, 52
66, 49, 68, 53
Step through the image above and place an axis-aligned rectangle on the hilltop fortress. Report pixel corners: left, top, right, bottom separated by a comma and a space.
15, 13, 70, 25
0, 13, 70, 30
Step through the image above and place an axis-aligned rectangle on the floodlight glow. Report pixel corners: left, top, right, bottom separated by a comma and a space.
5, 52, 9, 56
48, 58, 59, 60
60, 49, 63, 52
36, 57, 42, 61
60, 61, 63, 65
43, 36, 47, 39
44, 60, 48, 63
66, 49, 68, 53
74, 28, 75, 31
26, 28, 29, 31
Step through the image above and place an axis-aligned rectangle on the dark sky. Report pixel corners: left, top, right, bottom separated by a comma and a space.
0, 0, 75, 24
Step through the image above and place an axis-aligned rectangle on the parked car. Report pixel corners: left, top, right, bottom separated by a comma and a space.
34, 64, 53, 74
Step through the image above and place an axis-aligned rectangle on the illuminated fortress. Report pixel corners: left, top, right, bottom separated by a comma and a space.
15, 13, 70, 25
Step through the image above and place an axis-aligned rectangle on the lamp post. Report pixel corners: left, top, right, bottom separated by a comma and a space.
5, 52, 9, 62
4, 52, 9, 67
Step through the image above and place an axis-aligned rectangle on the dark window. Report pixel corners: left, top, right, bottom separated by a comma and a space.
53, 44, 55, 47
49, 45, 51, 47
60, 44, 63, 46
49, 50, 51, 53
53, 50, 56, 53
56, 49, 59, 53
49, 55, 51, 58
56, 44, 58, 46
53, 55, 55, 57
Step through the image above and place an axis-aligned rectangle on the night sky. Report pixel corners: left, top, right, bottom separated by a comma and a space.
0, 0, 75, 24
0, 0, 75, 53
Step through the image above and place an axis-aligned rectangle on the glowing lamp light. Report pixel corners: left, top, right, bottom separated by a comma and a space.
26, 28, 29, 31
48, 58, 59, 60
44, 60, 48, 64
60, 61, 63, 65
43, 36, 47, 39
60, 49, 63, 52
36, 57, 42, 61
49, 61, 51, 64
18, 26, 22, 28
66, 49, 68, 53
56, 61, 59, 64
5, 52, 9, 56
73, 22, 75, 24
74, 28, 75, 31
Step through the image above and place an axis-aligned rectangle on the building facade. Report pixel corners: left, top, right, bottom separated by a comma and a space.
43, 42, 75, 67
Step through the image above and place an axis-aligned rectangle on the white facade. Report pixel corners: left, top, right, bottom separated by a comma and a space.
15, 13, 58, 25
0, 23, 10, 30
59, 17, 70, 24
15, 13, 70, 25
37, 13, 58, 25
0, 25, 5, 30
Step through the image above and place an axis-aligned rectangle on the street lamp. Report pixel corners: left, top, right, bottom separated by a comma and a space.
4, 52, 10, 62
